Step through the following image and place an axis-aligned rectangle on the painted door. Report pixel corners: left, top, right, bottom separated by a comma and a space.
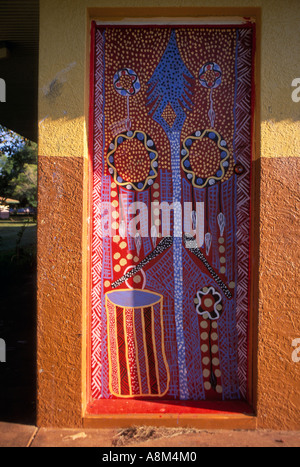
90, 23, 255, 402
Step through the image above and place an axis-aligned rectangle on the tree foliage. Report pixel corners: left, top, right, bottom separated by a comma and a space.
10, 163, 38, 207
0, 125, 37, 207
0, 124, 26, 156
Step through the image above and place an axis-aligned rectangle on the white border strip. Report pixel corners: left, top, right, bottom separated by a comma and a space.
95, 17, 252, 26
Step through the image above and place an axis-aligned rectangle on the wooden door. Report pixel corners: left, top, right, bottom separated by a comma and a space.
90, 23, 255, 402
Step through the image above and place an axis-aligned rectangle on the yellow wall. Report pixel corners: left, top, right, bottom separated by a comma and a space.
38, 0, 300, 429
39, 0, 300, 160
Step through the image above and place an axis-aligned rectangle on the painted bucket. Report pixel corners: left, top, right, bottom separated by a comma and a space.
105, 288, 170, 398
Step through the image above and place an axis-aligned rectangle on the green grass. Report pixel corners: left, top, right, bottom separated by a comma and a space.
0, 218, 37, 424
0, 219, 37, 252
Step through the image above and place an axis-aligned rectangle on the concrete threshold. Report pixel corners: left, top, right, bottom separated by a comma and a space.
0, 422, 300, 447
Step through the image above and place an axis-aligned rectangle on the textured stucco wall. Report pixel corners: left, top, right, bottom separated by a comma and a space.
258, 156, 300, 429
37, 156, 84, 427
37, 0, 300, 428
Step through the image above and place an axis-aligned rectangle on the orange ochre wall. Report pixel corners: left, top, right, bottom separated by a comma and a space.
37, 0, 300, 429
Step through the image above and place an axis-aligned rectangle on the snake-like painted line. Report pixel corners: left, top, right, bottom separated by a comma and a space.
112, 233, 232, 299
111, 236, 173, 289
183, 233, 232, 299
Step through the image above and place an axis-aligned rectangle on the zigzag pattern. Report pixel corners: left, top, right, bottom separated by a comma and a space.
235, 28, 253, 399
91, 29, 106, 399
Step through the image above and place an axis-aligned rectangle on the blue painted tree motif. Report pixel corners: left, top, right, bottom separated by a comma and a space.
146, 30, 196, 400
146, 30, 195, 135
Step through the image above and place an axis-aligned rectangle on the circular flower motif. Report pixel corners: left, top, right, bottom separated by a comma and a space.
199, 62, 222, 89
113, 68, 141, 97
107, 130, 158, 191
195, 286, 223, 320
181, 129, 230, 189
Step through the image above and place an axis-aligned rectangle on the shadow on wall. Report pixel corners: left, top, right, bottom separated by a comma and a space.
39, 61, 300, 124
0, 235, 37, 425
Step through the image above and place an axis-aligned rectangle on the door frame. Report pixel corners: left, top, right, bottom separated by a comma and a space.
83, 7, 261, 428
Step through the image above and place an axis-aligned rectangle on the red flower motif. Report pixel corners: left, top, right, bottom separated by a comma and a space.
199, 62, 222, 90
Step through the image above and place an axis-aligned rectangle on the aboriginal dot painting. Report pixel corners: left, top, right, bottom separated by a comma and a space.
90, 24, 255, 402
